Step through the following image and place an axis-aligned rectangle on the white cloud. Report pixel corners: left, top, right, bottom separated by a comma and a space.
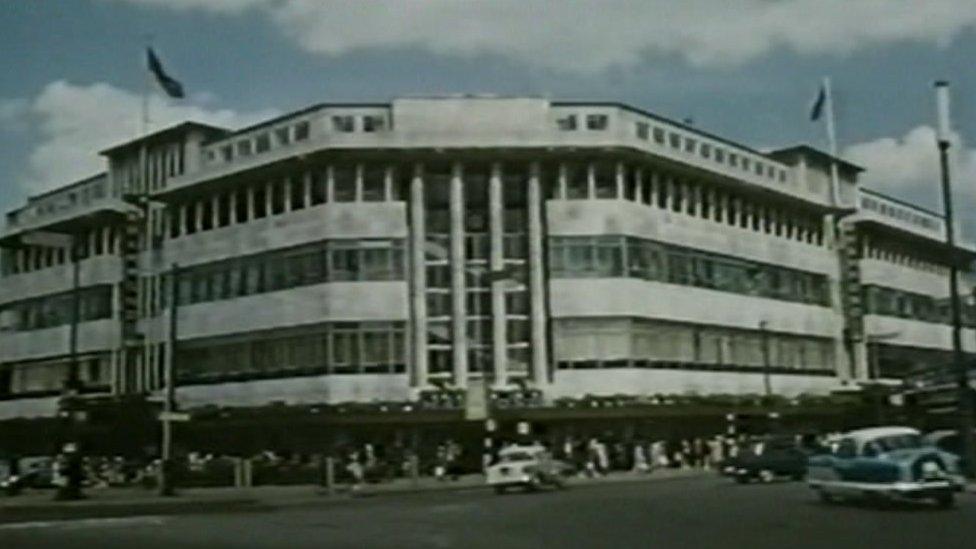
8, 80, 276, 194
113, 0, 976, 71
845, 125, 976, 236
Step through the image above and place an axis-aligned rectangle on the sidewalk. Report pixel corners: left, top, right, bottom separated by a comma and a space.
0, 468, 704, 523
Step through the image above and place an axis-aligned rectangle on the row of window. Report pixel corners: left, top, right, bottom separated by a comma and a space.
548, 162, 824, 246
0, 286, 114, 332
166, 163, 407, 240
207, 113, 389, 165
553, 317, 835, 371
859, 194, 940, 231
209, 119, 311, 164
638, 122, 789, 183
11, 176, 109, 227
0, 354, 109, 397
549, 235, 831, 306
1, 226, 120, 277
861, 234, 952, 276
168, 239, 405, 308
177, 322, 406, 382
862, 284, 976, 327
554, 110, 789, 184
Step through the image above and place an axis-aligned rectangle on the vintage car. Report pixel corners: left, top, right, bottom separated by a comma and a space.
726, 435, 811, 483
807, 426, 965, 508
486, 444, 566, 494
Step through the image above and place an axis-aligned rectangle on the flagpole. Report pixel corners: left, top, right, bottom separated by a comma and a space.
822, 76, 842, 207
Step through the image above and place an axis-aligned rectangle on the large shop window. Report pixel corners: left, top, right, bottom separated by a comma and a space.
0, 285, 113, 331
175, 239, 405, 306
549, 235, 830, 307
176, 322, 406, 382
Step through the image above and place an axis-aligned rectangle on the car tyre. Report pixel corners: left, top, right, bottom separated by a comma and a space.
494, 485, 506, 495
734, 473, 750, 484
934, 492, 955, 509
817, 489, 836, 504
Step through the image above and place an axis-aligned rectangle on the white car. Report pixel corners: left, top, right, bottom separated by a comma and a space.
486, 445, 566, 494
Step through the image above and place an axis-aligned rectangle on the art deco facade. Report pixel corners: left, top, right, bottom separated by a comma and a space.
1, 96, 973, 420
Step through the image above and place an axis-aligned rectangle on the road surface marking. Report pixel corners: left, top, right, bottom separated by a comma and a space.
0, 515, 168, 530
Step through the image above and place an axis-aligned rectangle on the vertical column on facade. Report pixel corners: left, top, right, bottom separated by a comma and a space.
557, 163, 567, 200
635, 167, 646, 203
246, 186, 255, 220
355, 164, 364, 202
648, 170, 658, 206
615, 161, 625, 199
449, 162, 468, 387
731, 196, 741, 226
211, 194, 220, 227
178, 205, 187, 237
409, 163, 428, 388
283, 177, 292, 211
110, 349, 121, 395
303, 170, 312, 206
489, 162, 507, 388
194, 201, 204, 232
586, 162, 596, 199
383, 166, 394, 201
265, 181, 273, 214
666, 175, 676, 210
326, 166, 336, 202
229, 191, 237, 225
527, 161, 549, 387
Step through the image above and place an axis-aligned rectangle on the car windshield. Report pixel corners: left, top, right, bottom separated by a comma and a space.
501, 452, 537, 462
872, 434, 923, 453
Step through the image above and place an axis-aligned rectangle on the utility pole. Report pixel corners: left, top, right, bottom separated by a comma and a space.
934, 81, 975, 478
759, 320, 771, 398
159, 262, 179, 496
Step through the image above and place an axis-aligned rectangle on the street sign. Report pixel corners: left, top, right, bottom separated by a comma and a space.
465, 378, 488, 421
158, 411, 191, 422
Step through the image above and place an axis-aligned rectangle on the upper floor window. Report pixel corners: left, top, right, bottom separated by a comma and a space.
275, 127, 291, 146
237, 140, 252, 157
636, 122, 649, 140
332, 115, 355, 133
700, 143, 711, 159
557, 115, 577, 131
363, 115, 386, 133
741, 157, 751, 171
714, 148, 725, 163
220, 145, 233, 162
652, 127, 666, 144
586, 114, 609, 130
294, 121, 310, 141
668, 133, 681, 149
728, 153, 738, 167
684, 138, 697, 154
255, 133, 271, 153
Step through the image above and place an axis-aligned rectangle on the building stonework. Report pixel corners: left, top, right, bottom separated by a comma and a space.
1, 96, 974, 419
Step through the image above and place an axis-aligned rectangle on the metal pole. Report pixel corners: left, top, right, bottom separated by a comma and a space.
759, 320, 771, 398
934, 81, 975, 478
159, 262, 178, 495
68, 235, 80, 391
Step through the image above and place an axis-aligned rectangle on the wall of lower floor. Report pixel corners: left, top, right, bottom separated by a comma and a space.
0, 395, 59, 420
549, 368, 841, 398
172, 373, 412, 409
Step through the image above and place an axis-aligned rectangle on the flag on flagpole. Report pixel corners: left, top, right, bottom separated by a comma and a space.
146, 47, 185, 99
809, 85, 826, 121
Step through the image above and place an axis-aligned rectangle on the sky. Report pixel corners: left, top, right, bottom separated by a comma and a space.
2, 0, 976, 236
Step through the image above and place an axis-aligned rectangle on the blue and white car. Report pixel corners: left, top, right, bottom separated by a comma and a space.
807, 426, 965, 508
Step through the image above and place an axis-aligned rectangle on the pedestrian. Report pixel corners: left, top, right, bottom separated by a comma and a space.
346, 451, 364, 492
631, 444, 649, 474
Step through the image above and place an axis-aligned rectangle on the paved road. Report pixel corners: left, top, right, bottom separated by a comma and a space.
2, 475, 972, 549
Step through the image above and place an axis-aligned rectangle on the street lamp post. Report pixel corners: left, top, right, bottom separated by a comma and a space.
933, 81, 976, 478
759, 320, 771, 398
158, 262, 179, 496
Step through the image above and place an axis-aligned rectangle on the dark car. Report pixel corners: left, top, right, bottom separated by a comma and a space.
729, 436, 810, 483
